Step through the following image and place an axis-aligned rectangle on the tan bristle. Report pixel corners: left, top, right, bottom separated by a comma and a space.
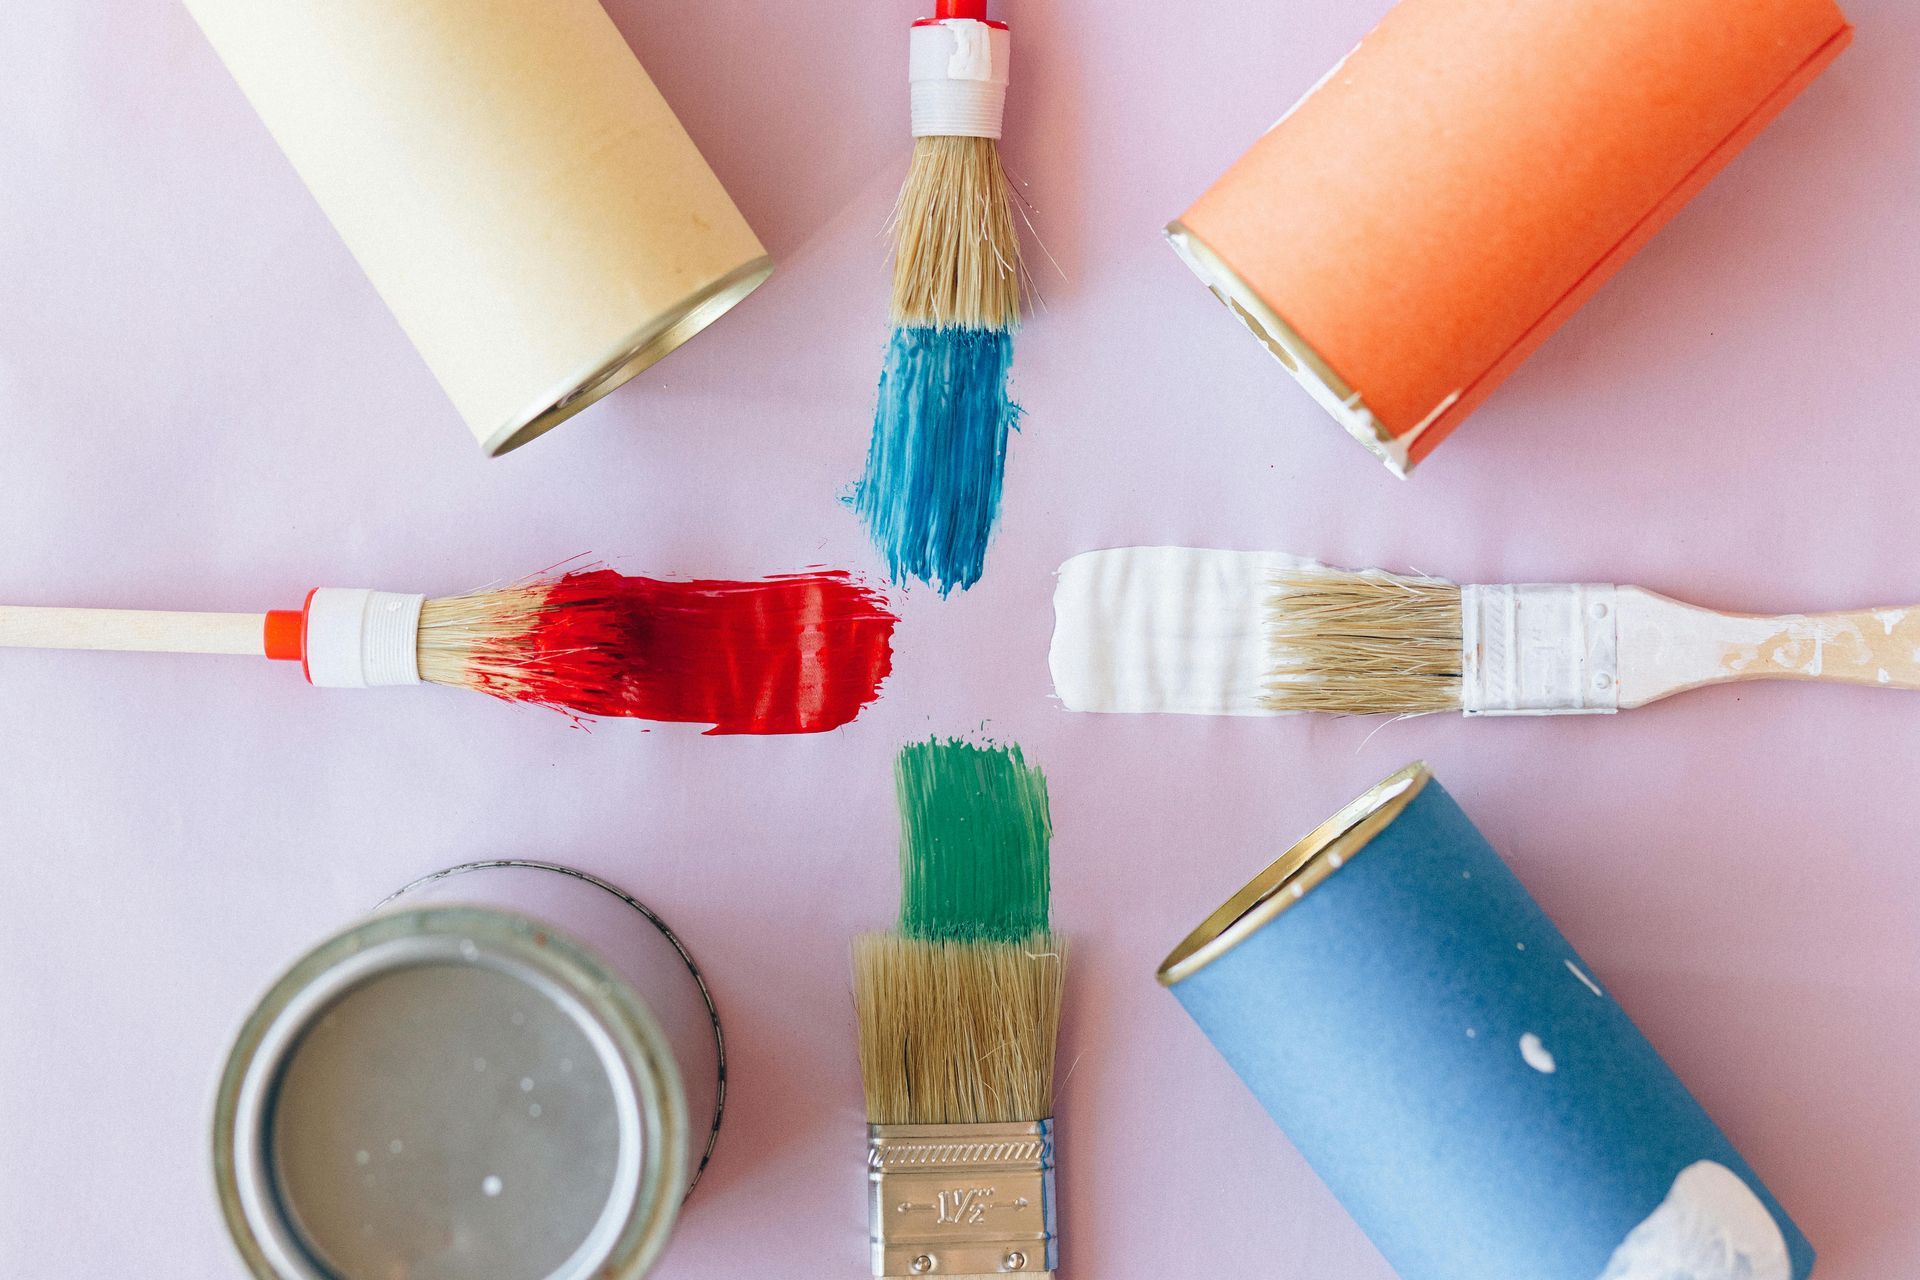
1262, 567, 1466, 716
890, 135, 1023, 331
415, 582, 553, 696
853, 934, 1065, 1127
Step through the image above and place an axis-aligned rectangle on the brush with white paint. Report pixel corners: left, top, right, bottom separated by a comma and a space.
1050, 547, 1920, 717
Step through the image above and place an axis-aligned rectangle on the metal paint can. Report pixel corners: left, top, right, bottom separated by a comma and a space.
181, 0, 773, 456
1158, 764, 1812, 1280
214, 860, 724, 1280
1170, 0, 1850, 475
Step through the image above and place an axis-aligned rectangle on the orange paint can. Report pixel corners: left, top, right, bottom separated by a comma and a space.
1170, 0, 1852, 476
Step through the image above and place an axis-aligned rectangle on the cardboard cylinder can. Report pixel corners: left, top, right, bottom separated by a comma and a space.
213, 860, 724, 1280
182, 0, 774, 456
1157, 764, 1812, 1280
1169, 0, 1852, 476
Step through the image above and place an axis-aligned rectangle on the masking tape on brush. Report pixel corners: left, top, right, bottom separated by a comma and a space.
302, 589, 423, 689
910, 19, 1012, 139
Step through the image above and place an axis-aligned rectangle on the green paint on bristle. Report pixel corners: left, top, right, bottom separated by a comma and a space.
895, 738, 1052, 943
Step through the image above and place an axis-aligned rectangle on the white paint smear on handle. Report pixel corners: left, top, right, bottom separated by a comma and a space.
1049, 548, 1320, 715
1597, 1161, 1790, 1280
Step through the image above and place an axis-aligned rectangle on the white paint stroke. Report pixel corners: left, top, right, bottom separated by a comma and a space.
1050, 547, 1320, 715
1597, 1161, 1790, 1280
1565, 960, 1605, 998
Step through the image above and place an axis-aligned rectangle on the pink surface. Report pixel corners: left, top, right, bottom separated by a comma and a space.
0, 2, 1914, 1277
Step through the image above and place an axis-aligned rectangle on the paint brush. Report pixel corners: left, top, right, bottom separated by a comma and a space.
0, 568, 896, 733
853, 739, 1064, 1278
851, 0, 1025, 596
1051, 547, 1920, 717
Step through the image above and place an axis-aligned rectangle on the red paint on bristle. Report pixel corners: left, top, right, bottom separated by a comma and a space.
480, 570, 897, 734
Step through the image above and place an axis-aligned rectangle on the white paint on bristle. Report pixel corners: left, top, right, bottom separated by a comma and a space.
1599, 1162, 1791, 1280
1050, 547, 1322, 715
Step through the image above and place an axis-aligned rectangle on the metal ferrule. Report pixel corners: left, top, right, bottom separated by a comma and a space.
1461, 583, 1621, 716
868, 1120, 1056, 1276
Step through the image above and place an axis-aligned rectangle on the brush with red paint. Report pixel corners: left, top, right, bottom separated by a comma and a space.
0, 569, 897, 734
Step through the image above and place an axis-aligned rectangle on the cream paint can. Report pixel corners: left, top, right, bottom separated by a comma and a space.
214, 861, 724, 1280
182, 0, 773, 455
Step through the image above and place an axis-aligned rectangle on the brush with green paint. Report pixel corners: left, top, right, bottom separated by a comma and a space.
853, 739, 1066, 1279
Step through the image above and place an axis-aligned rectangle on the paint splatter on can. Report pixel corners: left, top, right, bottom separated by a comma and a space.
1169, 0, 1850, 475
213, 861, 723, 1280
1158, 763, 1812, 1280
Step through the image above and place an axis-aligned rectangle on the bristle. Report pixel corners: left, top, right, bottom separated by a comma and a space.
895, 739, 1051, 943
891, 135, 1022, 331
1263, 567, 1466, 715
853, 933, 1065, 1126
415, 569, 897, 733
417, 581, 548, 691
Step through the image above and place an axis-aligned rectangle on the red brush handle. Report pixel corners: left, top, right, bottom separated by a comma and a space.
934, 0, 987, 18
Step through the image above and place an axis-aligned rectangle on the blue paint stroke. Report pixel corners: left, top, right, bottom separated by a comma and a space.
851, 326, 1021, 597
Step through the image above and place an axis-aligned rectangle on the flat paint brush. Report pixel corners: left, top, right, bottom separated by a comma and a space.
853, 739, 1064, 1278
0, 568, 896, 733
1051, 546, 1920, 717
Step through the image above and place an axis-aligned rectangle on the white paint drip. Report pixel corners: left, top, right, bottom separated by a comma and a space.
1401, 388, 1463, 451
1519, 1033, 1556, 1074
1597, 1161, 1790, 1280
1049, 547, 1321, 715
1266, 41, 1362, 133
1565, 960, 1605, 998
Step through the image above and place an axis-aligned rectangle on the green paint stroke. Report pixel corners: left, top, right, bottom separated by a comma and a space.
896, 738, 1052, 943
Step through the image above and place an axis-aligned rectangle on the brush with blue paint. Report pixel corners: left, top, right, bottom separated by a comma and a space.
853, 740, 1065, 1278
852, 0, 1025, 597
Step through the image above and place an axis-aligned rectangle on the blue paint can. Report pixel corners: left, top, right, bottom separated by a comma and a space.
1158, 763, 1813, 1280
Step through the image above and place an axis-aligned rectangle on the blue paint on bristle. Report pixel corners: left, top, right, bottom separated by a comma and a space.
851, 326, 1021, 597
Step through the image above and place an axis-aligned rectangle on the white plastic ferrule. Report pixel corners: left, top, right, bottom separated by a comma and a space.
909, 19, 1011, 139
1460, 584, 1621, 716
303, 589, 425, 689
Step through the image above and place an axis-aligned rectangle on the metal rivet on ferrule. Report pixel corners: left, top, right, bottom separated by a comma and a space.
1004, 1250, 1028, 1271
910, 1255, 935, 1275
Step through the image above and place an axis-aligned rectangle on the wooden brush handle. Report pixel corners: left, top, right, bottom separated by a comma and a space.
0, 605, 269, 656
1724, 606, 1920, 689
1617, 589, 1920, 707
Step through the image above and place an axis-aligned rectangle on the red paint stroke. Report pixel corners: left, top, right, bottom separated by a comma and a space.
480, 570, 897, 734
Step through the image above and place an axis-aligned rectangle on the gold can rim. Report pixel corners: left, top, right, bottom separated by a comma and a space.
1164, 220, 1417, 478
1156, 762, 1432, 987
482, 255, 776, 457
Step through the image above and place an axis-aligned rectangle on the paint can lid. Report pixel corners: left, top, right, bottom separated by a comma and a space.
214, 907, 688, 1280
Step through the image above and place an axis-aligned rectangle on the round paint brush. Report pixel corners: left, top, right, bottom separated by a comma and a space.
852, 0, 1026, 597
0, 569, 896, 734
894, 0, 1021, 336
